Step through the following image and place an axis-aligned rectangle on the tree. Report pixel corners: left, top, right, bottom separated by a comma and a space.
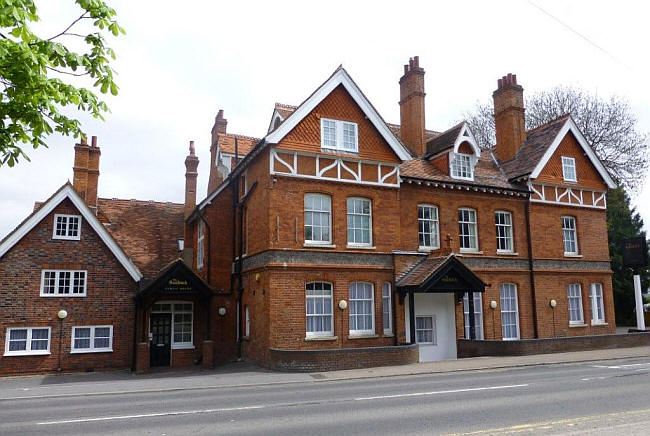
0, 0, 124, 166
606, 187, 649, 326
464, 86, 649, 192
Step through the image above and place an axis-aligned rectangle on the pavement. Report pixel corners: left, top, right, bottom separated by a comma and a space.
1, 345, 649, 400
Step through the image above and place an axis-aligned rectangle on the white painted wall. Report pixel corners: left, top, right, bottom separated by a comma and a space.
405, 293, 457, 362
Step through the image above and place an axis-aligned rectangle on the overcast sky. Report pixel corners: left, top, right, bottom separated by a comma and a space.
1, 0, 649, 239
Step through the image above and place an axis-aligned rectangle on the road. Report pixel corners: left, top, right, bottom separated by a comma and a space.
2, 357, 650, 435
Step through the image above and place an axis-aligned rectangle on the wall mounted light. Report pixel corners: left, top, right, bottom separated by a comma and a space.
338, 300, 348, 310
489, 300, 498, 309
57, 309, 68, 319
218, 307, 227, 316
550, 299, 557, 308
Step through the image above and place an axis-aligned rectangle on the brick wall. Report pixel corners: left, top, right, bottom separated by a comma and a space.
0, 199, 137, 376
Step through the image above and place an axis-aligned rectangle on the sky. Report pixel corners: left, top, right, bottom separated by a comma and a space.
1, 0, 649, 239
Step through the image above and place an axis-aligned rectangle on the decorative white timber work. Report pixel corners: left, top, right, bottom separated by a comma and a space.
528, 182, 606, 209
270, 148, 400, 188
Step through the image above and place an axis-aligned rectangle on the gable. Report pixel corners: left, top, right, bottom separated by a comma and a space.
265, 67, 411, 161
535, 131, 607, 190
279, 84, 401, 163
0, 184, 142, 281
529, 117, 615, 188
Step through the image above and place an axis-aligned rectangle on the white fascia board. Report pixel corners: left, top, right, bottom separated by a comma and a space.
264, 68, 412, 161
197, 178, 231, 211
0, 184, 142, 282
267, 110, 285, 134
453, 123, 481, 157
529, 117, 616, 188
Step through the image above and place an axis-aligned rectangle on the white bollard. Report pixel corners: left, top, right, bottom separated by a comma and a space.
634, 274, 645, 331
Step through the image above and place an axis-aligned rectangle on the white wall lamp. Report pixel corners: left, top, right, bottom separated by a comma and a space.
338, 300, 348, 310
218, 307, 227, 316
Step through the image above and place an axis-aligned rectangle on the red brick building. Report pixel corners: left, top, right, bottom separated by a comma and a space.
0, 57, 616, 375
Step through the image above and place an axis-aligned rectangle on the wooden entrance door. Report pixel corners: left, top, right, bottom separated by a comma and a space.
150, 313, 172, 367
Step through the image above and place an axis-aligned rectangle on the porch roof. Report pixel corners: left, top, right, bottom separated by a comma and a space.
396, 254, 486, 293
136, 259, 214, 302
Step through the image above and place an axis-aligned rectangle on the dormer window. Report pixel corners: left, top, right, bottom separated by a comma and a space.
561, 156, 577, 182
321, 118, 358, 152
53, 214, 81, 240
451, 153, 474, 180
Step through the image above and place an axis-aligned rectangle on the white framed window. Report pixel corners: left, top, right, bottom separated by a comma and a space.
53, 214, 81, 240
495, 211, 514, 253
306, 282, 333, 337
567, 283, 584, 324
4, 327, 51, 356
589, 283, 605, 324
71, 325, 113, 353
219, 153, 233, 176
151, 302, 194, 349
418, 205, 439, 250
347, 197, 372, 246
562, 216, 578, 255
40, 270, 87, 297
458, 208, 478, 251
500, 283, 520, 340
304, 193, 332, 244
451, 153, 473, 180
415, 315, 436, 344
382, 282, 392, 334
244, 306, 250, 338
320, 118, 358, 152
561, 156, 577, 182
349, 282, 374, 335
463, 293, 484, 339
197, 220, 205, 269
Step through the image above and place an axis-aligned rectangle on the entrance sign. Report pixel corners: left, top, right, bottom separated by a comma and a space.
623, 237, 647, 268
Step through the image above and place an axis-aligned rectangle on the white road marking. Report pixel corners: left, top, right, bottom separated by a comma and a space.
36, 383, 530, 425
354, 384, 529, 401
593, 362, 650, 370
37, 405, 265, 425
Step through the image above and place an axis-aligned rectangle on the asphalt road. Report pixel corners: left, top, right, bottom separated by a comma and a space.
2, 357, 650, 435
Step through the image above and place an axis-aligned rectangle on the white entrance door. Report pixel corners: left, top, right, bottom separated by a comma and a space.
405, 293, 457, 362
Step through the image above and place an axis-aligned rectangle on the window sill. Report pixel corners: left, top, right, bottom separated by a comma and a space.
4, 351, 51, 357
591, 322, 608, 326
305, 335, 337, 341
564, 253, 583, 258
347, 334, 378, 339
52, 236, 81, 241
459, 249, 483, 255
242, 336, 250, 341
304, 243, 336, 249
40, 294, 86, 298
569, 323, 588, 328
171, 344, 195, 350
346, 245, 376, 250
383, 332, 394, 337
418, 247, 439, 253
496, 251, 519, 256
70, 349, 113, 354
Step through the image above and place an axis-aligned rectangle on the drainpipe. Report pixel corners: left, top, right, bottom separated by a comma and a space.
197, 209, 212, 285
233, 138, 245, 359
525, 195, 539, 338
131, 295, 139, 372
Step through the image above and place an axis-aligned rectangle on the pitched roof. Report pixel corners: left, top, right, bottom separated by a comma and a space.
386, 123, 440, 143
274, 103, 296, 119
264, 66, 412, 161
218, 133, 260, 156
500, 115, 570, 180
425, 122, 464, 156
0, 183, 142, 281
400, 153, 526, 191
396, 254, 486, 292
396, 255, 449, 287
96, 198, 185, 278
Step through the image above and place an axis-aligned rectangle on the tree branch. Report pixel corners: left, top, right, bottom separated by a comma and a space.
47, 13, 89, 41
46, 67, 90, 77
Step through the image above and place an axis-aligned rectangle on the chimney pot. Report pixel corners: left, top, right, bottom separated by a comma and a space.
80, 136, 87, 145
189, 140, 195, 155
414, 56, 419, 67
91, 136, 97, 147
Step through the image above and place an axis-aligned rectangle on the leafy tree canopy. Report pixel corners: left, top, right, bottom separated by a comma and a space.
607, 187, 649, 325
0, 0, 124, 166
465, 86, 649, 193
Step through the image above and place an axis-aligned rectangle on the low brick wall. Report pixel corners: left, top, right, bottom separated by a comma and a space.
458, 333, 650, 358
268, 344, 419, 372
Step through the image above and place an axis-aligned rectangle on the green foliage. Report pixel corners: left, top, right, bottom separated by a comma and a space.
0, 0, 124, 166
606, 187, 650, 325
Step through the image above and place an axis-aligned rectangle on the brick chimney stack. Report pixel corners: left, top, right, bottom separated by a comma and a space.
208, 110, 227, 194
73, 135, 100, 212
493, 73, 526, 162
184, 140, 199, 221
399, 56, 426, 157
